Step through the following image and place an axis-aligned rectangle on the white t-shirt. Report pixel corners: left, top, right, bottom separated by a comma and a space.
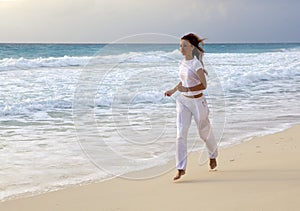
178, 56, 204, 96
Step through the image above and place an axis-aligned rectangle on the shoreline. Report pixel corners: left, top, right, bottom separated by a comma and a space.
1, 124, 300, 210
1, 123, 296, 203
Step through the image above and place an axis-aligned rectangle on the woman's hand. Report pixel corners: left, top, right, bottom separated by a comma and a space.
164, 88, 176, 97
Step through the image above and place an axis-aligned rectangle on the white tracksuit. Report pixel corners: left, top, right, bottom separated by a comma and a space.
176, 56, 218, 170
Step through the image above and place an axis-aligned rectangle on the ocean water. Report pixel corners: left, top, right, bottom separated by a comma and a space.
1, 42, 300, 201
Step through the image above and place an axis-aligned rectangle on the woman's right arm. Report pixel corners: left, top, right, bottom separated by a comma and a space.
164, 82, 182, 97
165, 81, 206, 96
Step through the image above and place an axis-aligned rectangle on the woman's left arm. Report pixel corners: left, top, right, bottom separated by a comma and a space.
178, 69, 207, 92
196, 68, 207, 89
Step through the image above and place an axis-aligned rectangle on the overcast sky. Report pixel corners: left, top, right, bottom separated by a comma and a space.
0, 0, 299, 43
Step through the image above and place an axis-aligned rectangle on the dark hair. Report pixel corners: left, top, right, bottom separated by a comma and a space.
181, 33, 207, 75
181, 33, 205, 53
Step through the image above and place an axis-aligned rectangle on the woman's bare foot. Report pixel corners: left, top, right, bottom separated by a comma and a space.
173, 169, 185, 180
209, 158, 217, 170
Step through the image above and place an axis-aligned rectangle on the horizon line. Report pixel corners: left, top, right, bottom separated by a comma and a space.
0, 41, 300, 44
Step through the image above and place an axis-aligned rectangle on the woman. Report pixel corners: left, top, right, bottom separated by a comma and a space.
165, 33, 218, 181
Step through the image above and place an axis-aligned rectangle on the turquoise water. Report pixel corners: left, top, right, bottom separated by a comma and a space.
1, 43, 299, 59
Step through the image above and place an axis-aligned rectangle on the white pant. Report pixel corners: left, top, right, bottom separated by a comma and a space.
176, 94, 218, 170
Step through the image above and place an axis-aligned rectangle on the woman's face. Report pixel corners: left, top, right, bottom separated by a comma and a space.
180, 39, 194, 56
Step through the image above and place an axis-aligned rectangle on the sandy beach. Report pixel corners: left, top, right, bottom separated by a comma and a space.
1, 125, 300, 211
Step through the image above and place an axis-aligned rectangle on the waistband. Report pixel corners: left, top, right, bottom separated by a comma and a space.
182, 93, 203, 98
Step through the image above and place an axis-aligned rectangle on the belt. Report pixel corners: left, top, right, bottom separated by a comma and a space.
183, 93, 203, 98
